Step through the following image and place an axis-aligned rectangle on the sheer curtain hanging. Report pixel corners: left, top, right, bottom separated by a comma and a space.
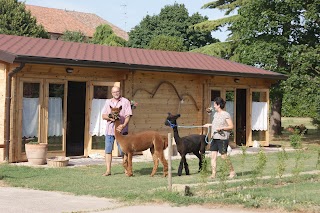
89, 99, 107, 136
48, 97, 63, 136
252, 102, 268, 130
22, 98, 39, 138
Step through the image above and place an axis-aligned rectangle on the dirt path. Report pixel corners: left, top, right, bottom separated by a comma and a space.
0, 186, 290, 213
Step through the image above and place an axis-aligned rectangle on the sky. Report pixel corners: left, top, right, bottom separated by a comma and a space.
23, 0, 229, 41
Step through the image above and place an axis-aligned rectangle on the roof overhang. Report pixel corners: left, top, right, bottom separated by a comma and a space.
0, 50, 287, 80
0, 50, 16, 64
3, 54, 287, 80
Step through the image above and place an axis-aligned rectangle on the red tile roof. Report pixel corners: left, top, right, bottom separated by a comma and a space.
0, 34, 286, 79
25, 5, 128, 40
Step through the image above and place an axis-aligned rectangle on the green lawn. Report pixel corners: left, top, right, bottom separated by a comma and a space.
273, 117, 320, 146
282, 117, 315, 130
1, 147, 319, 212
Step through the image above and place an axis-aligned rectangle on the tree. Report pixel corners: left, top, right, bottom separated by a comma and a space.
282, 45, 320, 128
194, 0, 243, 41
231, 0, 319, 134
148, 35, 186, 51
60, 30, 88, 43
92, 24, 127, 47
191, 41, 237, 60
128, 3, 217, 51
195, 0, 320, 135
102, 34, 127, 47
0, 0, 48, 38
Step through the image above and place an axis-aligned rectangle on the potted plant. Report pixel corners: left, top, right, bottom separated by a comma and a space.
25, 140, 48, 165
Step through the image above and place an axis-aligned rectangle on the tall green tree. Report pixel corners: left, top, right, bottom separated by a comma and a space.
60, 30, 88, 43
195, 0, 243, 41
196, 0, 320, 134
0, 0, 48, 38
148, 35, 186, 51
92, 24, 127, 47
231, 0, 320, 134
191, 40, 237, 60
282, 45, 320, 128
128, 3, 217, 51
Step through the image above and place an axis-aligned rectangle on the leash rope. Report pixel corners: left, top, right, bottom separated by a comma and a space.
166, 120, 213, 144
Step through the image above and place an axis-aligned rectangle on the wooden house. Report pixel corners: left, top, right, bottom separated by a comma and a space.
0, 34, 286, 162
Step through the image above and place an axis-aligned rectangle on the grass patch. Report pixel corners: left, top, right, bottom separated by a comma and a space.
273, 117, 320, 146
282, 117, 315, 130
1, 147, 320, 212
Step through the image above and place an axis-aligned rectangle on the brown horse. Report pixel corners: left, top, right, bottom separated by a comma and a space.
110, 106, 168, 177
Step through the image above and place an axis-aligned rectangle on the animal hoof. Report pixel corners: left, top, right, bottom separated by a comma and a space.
150, 172, 156, 177
228, 171, 237, 179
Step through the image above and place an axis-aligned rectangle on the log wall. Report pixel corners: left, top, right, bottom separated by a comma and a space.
125, 71, 206, 137
0, 63, 6, 160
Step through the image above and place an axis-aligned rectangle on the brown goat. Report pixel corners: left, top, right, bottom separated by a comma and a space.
110, 106, 168, 177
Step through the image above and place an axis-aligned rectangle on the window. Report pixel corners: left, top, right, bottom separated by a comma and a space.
251, 91, 268, 142
90, 85, 113, 150
47, 83, 65, 151
22, 82, 40, 152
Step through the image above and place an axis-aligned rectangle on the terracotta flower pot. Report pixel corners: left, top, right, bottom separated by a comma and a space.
25, 143, 48, 165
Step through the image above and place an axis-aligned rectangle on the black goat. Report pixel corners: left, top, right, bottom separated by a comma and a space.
165, 113, 207, 176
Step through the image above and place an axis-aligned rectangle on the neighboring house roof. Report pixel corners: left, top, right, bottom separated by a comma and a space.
0, 34, 286, 80
25, 5, 128, 40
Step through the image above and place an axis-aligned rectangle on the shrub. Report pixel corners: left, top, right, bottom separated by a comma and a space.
289, 131, 302, 149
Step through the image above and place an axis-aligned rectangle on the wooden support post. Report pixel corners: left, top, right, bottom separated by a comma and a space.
167, 133, 172, 191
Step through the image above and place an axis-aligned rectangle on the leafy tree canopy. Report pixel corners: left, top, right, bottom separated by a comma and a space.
92, 24, 127, 47
60, 30, 88, 43
128, 3, 217, 51
0, 0, 48, 38
191, 41, 237, 60
282, 45, 320, 123
148, 35, 186, 51
194, 0, 242, 36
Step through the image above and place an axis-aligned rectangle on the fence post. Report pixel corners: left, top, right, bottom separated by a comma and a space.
168, 132, 172, 191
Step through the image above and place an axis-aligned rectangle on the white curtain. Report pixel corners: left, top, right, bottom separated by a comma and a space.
89, 99, 107, 136
252, 102, 268, 131
48, 97, 63, 136
22, 98, 39, 138
226, 101, 234, 120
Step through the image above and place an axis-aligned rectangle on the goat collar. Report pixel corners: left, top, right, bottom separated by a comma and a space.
167, 120, 177, 128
